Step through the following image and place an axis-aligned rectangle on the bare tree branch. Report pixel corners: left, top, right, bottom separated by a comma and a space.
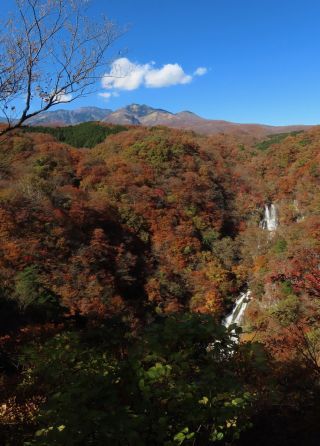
0, 0, 123, 137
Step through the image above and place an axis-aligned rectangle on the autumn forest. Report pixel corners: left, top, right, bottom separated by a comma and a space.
0, 119, 318, 445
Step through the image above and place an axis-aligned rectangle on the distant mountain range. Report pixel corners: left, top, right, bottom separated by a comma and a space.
9, 104, 313, 138
24, 107, 112, 126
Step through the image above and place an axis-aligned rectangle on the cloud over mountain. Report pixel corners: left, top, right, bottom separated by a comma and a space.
100, 58, 206, 96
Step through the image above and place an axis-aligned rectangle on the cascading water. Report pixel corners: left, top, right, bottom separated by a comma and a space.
221, 204, 279, 336
208, 291, 251, 352
223, 290, 251, 329
260, 203, 278, 231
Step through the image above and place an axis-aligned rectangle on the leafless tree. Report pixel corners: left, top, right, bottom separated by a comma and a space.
0, 0, 122, 136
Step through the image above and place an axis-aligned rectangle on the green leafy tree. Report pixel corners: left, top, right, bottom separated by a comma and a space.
21, 315, 267, 445
14, 266, 61, 319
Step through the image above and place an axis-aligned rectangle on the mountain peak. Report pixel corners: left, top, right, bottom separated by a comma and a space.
180, 110, 196, 115
176, 110, 203, 120
124, 104, 171, 117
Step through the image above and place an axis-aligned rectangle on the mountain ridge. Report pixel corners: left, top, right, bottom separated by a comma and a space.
9, 103, 314, 138
25, 106, 112, 126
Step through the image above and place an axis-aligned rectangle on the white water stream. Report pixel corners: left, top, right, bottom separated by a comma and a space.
223, 290, 251, 329
222, 204, 279, 331
260, 203, 278, 231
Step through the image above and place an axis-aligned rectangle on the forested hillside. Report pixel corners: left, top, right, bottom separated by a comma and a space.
0, 124, 319, 445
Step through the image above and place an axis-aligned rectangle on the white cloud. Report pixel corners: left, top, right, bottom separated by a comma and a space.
145, 63, 192, 87
102, 58, 150, 91
194, 67, 208, 76
37, 90, 72, 103
54, 91, 72, 103
98, 92, 112, 99
101, 58, 206, 95
98, 91, 119, 101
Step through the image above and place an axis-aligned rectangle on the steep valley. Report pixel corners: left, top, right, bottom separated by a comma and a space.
0, 123, 319, 445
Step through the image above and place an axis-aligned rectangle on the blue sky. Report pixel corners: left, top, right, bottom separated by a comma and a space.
3, 0, 320, 124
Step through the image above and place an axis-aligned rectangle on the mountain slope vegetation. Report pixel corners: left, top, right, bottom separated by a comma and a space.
0, 124, 319, 445
23, 122, 128, 148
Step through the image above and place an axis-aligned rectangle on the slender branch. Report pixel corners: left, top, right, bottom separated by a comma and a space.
0, 0, 122, 137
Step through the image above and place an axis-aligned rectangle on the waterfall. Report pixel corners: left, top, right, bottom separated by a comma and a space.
208, 290, 251, 353
260, 203, 278, 231
220, 203, 277, 335
223, 290, 251, 329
